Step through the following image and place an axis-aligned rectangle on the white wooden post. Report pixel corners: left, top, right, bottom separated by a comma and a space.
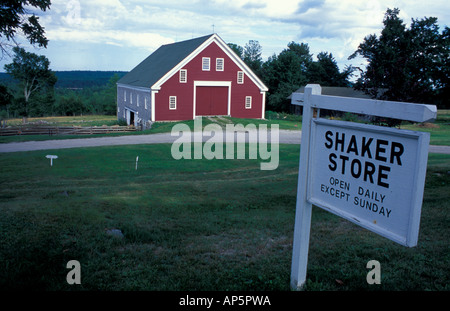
290, 84, 321, 290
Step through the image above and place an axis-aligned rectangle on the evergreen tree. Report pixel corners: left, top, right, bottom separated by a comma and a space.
349, 8, 449, 107
308, 52, 353, 87
262, 42, 312, 112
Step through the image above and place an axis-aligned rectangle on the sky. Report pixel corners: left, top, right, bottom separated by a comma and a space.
1, 0, 449, 74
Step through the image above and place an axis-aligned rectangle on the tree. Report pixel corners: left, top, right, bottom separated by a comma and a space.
227, 43, 244, 59
349, 8, 449, 107
0, 84, 13, 119
0, 0, 51, 58
4, 46, 56, 116
0, 84, 13, 107
243, 40, 263, 77
308, 52, 353, 87
262, 42, 312, 112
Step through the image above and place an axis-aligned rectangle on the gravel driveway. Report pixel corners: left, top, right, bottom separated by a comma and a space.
0, 130, 448, 154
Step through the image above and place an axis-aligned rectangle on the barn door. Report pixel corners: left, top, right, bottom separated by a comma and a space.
196, 86, 228, 116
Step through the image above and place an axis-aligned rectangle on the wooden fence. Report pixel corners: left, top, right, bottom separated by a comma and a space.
0, 126, 137, 136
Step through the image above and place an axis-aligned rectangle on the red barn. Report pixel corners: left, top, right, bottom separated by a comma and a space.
117, 34, 268, 127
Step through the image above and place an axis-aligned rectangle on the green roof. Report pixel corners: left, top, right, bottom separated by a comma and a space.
117, 34, 213, 88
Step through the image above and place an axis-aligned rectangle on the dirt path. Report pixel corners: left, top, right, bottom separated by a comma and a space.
0, 130, 449, 154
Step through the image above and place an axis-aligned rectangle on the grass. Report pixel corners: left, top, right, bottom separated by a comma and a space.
1, 110, 449, 146
4, 115, 119, 127
401, 116, 450, 146
0, 144, 449, 291
0, 114, 302, 144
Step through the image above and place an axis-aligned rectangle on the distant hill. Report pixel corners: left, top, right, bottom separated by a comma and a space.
0, 71, 128, 89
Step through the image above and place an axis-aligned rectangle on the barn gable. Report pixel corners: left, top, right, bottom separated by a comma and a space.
117, 34, 268, 125
151, 34, 268, 93
117, 34, 212, 89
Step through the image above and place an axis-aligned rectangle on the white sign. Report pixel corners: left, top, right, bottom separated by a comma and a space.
289, 84, 437, 290
308, 119, 430, 247
46, 155, 58, 166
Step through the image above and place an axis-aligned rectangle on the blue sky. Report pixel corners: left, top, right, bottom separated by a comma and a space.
1, 0, 449, 74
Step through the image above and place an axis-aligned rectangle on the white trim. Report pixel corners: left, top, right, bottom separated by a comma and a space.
245, 96, 252, 109
125, 107, 138, 127
125, 107, 137, 114
117, 83, 151, 93
151, 34, 268, 92
216, 58, 224, 71
193, 80, 231, 118
151, 89, 157, 122
237, 71, 244, 84
291, 92, 437, 123
179, 69, 187, 83
169, 96, 177, 110
202, 57, 210, 71
261, 91, 266, 119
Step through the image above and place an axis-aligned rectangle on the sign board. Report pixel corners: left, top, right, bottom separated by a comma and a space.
308, 119, 429, 247
289, 84, 437, 290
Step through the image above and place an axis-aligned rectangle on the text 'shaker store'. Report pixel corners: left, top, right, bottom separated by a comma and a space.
117, 34, 268, 128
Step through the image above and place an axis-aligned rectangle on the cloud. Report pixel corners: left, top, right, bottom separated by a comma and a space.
296, 0, 325, 14
44, 0, 175, 51
14, 0, 447, 72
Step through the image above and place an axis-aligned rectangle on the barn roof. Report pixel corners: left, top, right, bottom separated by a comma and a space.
117, 34, 213, 88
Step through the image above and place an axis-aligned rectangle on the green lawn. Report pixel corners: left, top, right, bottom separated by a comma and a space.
0, 115, 302, 144
4, 115, 119, 127
0, 144, 448, 290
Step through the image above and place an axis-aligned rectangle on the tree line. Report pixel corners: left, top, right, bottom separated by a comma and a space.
231, 7, 449, 111
0, 3, 448, 119
228, 41, 354, 112
0, 66, 124, 119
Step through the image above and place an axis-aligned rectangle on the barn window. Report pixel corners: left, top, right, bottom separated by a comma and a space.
144, 97, 148, 110
216, 58, 224, 71
180, 69, 187, 83
130, 92, 133, 104
124, 90, 127, 102
245, 96, 252, 109
137, 94, 140, 107
202, 57, 210, 71
169, 96, 177, 110
237, 71, 244, 84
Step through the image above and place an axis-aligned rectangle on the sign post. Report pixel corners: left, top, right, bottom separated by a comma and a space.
46, 155, 58, 166
290, 84, 437, 290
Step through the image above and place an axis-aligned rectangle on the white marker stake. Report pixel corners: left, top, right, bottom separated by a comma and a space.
136, 156, 139, 170
46, 155, 58, 166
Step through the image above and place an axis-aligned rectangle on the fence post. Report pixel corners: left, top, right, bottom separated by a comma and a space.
290, 84, 321, 290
